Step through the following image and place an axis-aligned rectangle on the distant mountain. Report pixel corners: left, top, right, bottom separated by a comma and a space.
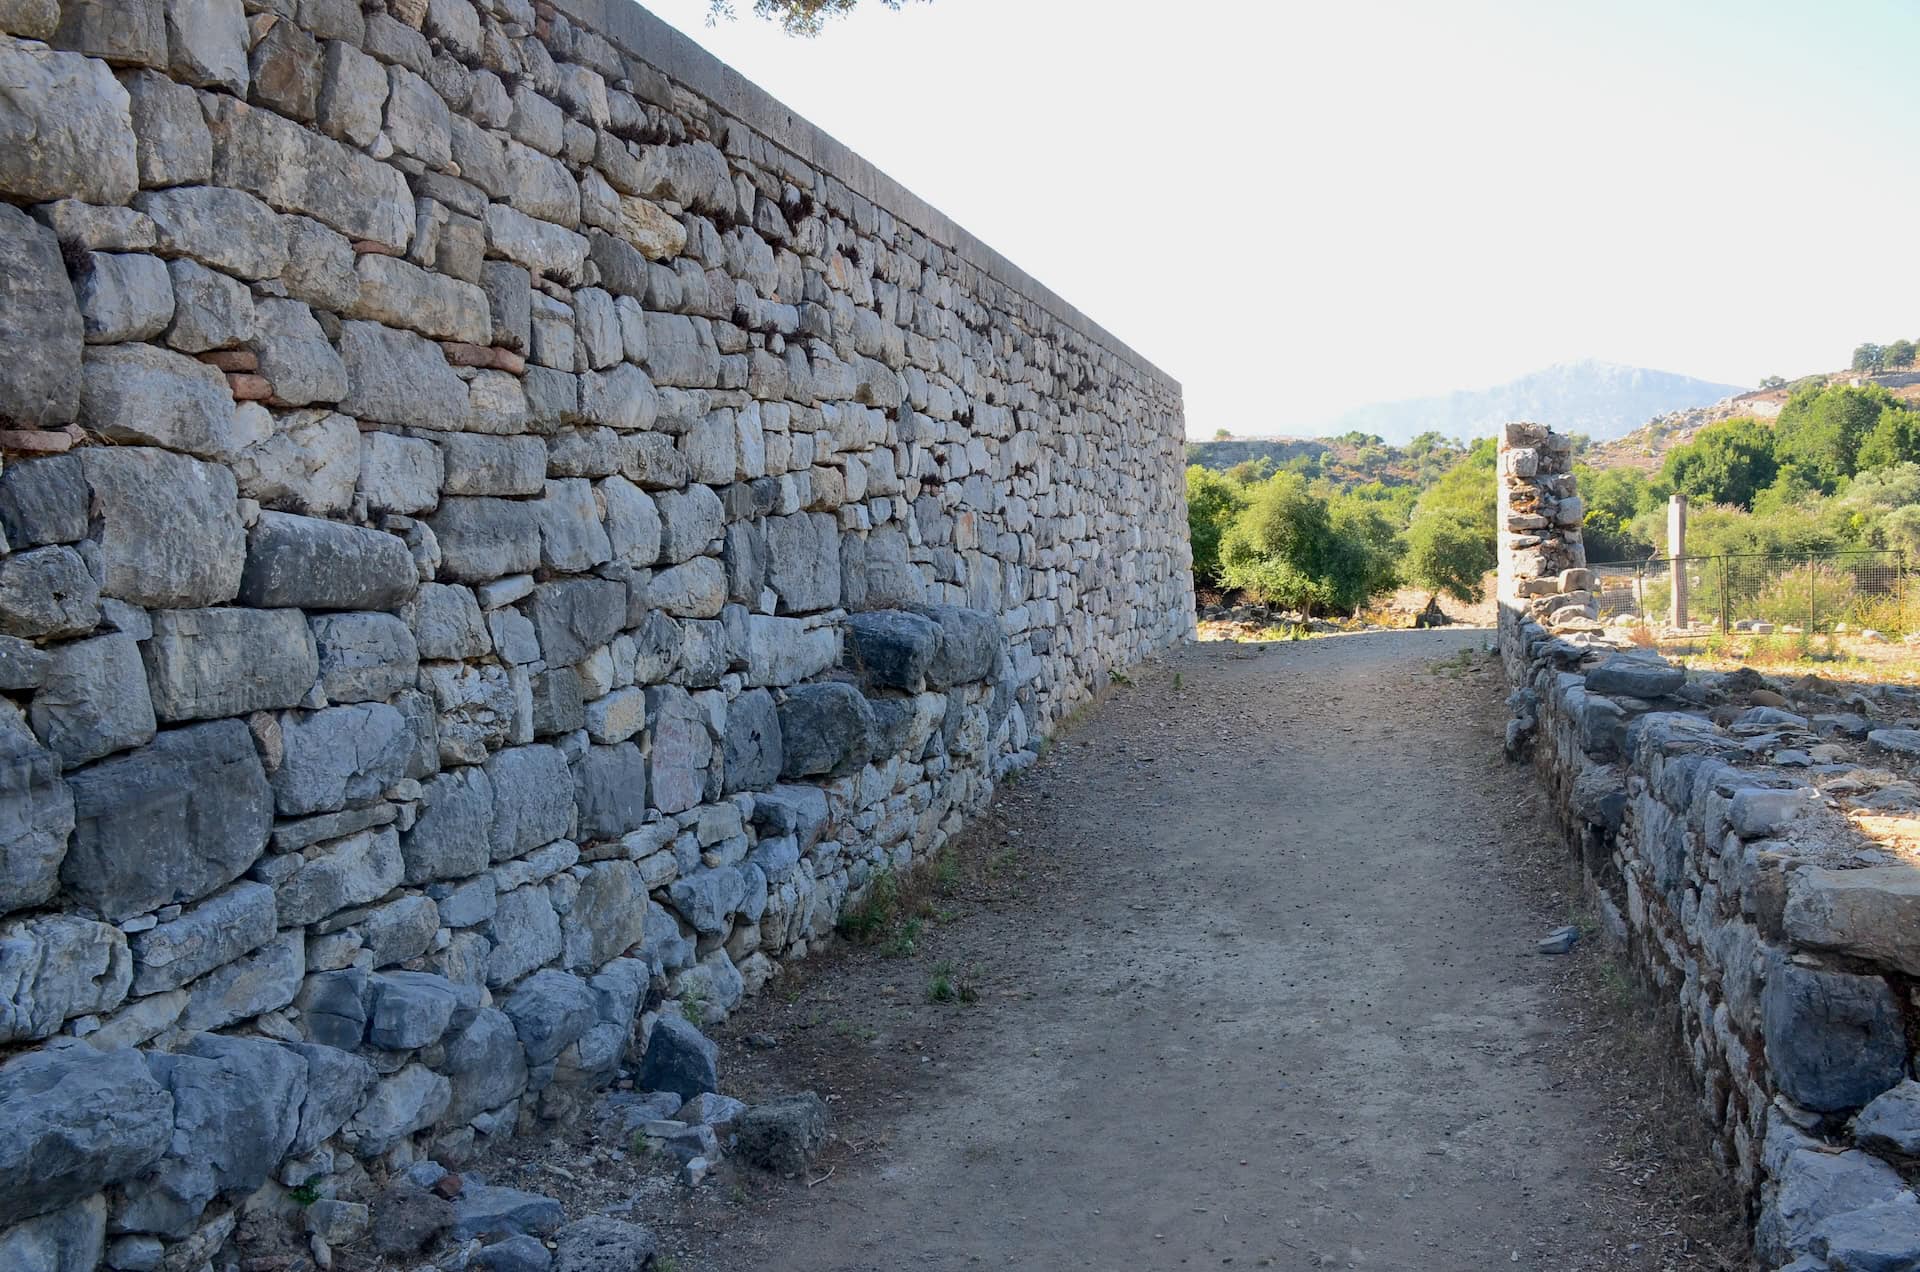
1328, 360, 1748, 445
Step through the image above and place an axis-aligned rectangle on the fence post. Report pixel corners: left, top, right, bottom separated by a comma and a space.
1719, 555, 1730, 633
1807, 551, 1816, 635
1668, 494, 1688, 629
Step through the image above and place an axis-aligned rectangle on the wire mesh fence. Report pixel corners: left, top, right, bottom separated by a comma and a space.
1588, 550, 1914, 641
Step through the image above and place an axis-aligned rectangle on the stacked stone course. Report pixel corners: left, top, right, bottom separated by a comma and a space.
1499, 424, 1920, 1269
0, 0, 1193, 1266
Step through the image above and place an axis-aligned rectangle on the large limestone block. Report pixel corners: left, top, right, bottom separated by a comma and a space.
230, 408, 358, 515
61, 719, 272, 921
29, 633, 156, 767
135, 185, 290, 280
79, 343, 241, 458
1761, 958, 1906, 1112
127, 879, 274, 995
204, 95, 413, 250
121, 1034, 305, 1237
271, 704, 415, 816
142, 607, 319, 721
77, 447, 246, 608
0, 205, 83, 427
164, 0, 247, 92
240, 512, 418, 612
74, 250, 172, 344
0, 913, 130, 1043
338, 320, 469, 430
0, 37, 137, 203
1785, 867, 1920, 976
765, 512, 841, 614
0, 712, 74, 917
275, 826, 403, 927
0, 1042, 172, 1228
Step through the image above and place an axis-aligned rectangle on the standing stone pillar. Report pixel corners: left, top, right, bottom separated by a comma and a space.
1667, 494, 1688, 630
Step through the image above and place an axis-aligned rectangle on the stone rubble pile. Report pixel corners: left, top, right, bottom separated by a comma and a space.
0, 0, 1193, 1267
1499, 424, 1920, 1271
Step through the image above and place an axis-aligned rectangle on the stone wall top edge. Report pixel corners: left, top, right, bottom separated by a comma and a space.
550, 0, 1183, 395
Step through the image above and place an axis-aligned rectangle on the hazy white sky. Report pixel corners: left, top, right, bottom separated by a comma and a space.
637, 0, 1920, 435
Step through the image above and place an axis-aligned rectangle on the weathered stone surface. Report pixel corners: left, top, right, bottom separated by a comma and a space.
271, 704, 415, 816
484, 744, 575, 861
312, 612, 419, 703
525, 578, 626, 666
174, 928, 302, 1032
484, 883, 561, 986
241, 512, 418, 611
0, 547, 98, 640
0, 1194, 105, 1272
355, 252, 487, 344
423, 661, 514, 764
230, 407, 358, 515
135, 185, 288, 280
645, 686, 711, 815
340, 1061, 449, 1155
367, 969, 460, 1049
532, 478, 612, 573
667, 865, 746, 938
778, 683, 874, 780
580, 363, 659, 432
1785, 867, 1920, 977
1585, 654, 1685, 699
765, 512, 841, 614
451, 1184, 565, 1242
0, 1042, 172, 1228
79, 342, 238, 458
1855, 1080, 1920, 1157
74, 251, 172, 344
735, 1092, 829, 1174
441, 1003, 526, 1123
743, 615, 838, 688
277, 826, 404, 928
655, 485, 724, 565
0, 206, 82, 429
1762, 958, 1907, 1113
338, 320, 469, 430
562, 859, 644, 970
251, 298, 348, 406
78, 448, 246, 608
0, 913, 129, 1043
164, 0, 249, 92
0, 41, 136, 205
572, 742, 646, 842
204, 95, 412, 247
361, 431, 445, 516
636, 1013, 718, 1101
918, 605, 1001, 688
142, 607, 319, 721
553, 1216, 657, 1272
121, 68, 210, 188
0, 713, 73, 916
649, 557, 726, 619
371, 1182, 454, 1257
248, 11, 321, 120
30, 633, 157, 767
0, 454, 87, 548
127, 879, 272, 994
723, 688, 782, 794
440, 434, 545, 497
501, 967, 594, 1064
317, 36, 385, 145
61, 719, 269, 920
1758, 1141, 1906, 1264
428, 498, 542, 583
844, 610, 941, 692
1809, 1194, 1920, 1271
163, 253, 253, 353
0, 0, 57, 38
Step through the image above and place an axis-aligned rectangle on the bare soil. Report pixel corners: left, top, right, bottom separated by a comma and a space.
494, 630, 1749, 1271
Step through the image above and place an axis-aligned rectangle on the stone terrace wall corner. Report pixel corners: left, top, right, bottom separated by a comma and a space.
0, 0, 1192, 1266
1496, 423, 1920, 1270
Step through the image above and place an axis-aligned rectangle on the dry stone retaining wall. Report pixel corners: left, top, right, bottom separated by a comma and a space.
1498, 423, 1920, 1270
0, 0, 1192, 1267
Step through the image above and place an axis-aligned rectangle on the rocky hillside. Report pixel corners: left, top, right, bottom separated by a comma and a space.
1330, 359, 1746, 445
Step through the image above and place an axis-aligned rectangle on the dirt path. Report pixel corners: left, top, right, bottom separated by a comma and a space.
653, 631, 1744, 1272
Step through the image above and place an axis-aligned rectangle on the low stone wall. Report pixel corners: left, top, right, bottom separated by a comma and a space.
1497, 423, 1920, 1270
0, 0, 1192, 1267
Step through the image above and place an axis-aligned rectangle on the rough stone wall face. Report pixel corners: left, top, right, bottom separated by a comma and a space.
1497, 425, 1920, 1270
0, 0, 1191, 1265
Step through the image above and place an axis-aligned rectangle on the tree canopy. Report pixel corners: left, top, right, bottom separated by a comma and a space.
708, 0, 917, 35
